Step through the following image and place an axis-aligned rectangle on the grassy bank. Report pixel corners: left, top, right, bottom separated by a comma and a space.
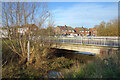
60, 50, 120, 78
2, 40, 75, 78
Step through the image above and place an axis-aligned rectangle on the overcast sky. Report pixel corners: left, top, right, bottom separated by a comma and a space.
49, 2, 118, 28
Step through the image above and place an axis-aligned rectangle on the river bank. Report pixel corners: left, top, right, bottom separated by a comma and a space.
2, 41, 120, 78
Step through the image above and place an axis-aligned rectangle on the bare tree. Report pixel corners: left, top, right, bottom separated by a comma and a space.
2, 2, 50, 65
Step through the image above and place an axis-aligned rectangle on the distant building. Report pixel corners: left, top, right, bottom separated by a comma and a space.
0, 27, 8, 38
54, 25, 97, 37
54, 25, 77, 36
66, 27, 76, 36
54, 25, 69, 35
74, 26, 89, 36
16, 24, 39, 35
0, 24, 39, 38
89, 28, 97, 36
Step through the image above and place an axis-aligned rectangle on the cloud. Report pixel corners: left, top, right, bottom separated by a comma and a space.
51, 2, 118, 28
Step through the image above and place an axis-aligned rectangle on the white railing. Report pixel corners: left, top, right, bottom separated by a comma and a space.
54, 36, 120, 47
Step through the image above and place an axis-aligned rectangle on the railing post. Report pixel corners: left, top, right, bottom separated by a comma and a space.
117, 37, 118, 47
75, 37, 76, 44
104, 38, 105, 46
87, 38, 89, 45
81, 37, 82, 45
114, 39, 115, 47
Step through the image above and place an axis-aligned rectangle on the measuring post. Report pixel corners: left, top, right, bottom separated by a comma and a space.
28, 40, 30, 61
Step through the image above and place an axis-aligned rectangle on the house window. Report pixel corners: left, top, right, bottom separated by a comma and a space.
69, 30, 71, 32
72, 30, 74, 32
85, 31, 87, 32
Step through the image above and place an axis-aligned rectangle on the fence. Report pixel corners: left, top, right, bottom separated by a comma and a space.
30, 36, 119, 47
52, 37, 120, 47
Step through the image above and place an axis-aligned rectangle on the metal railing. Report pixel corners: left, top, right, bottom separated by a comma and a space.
28, 36, 120, 47
52, 37, 120, 47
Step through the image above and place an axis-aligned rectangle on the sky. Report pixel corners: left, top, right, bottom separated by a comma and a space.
2, 0, 120, 2
49, 2, 118, 28
1, 2, 118, 28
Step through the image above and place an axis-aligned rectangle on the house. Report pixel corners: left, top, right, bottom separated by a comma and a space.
54, 25, 97, 37
0, 27, 8, 38
14, 24, 39, 35
0, 24, 39, 38
74, 26, 89, 36
89, 28, 97, 36
66, 27, 76, 36
54, 25, 68, 36
75, 27, 83, 36
54, 25, 76, 36
83, 28, 89, 36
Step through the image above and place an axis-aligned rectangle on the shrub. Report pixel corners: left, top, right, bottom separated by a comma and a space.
2, 40, 19, 65
62, 50, 120, 78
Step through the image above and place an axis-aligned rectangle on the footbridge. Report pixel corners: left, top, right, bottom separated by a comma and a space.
52, 43, 118, 55
53, 44, 101, 55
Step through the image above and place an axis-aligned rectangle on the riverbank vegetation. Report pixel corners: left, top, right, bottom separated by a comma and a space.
2, 40, 74, 78
2, 39, 120, 78
61, 49, 120, 78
